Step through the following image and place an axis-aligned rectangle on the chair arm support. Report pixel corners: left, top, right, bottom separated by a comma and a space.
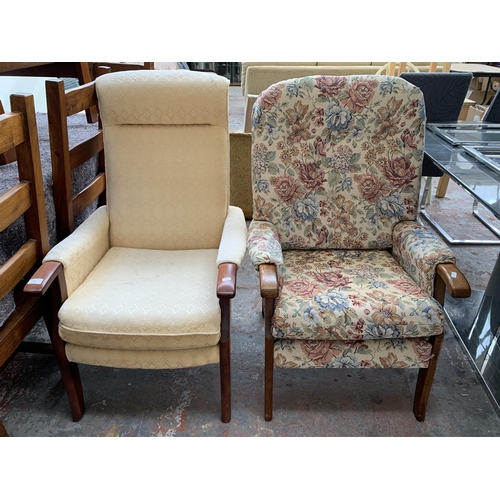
43, 206, 109, 296
259, 264, 279, 299
392, 220, 455, 296
23, 261, 64, 296
434, 263, 471, 306
247, 220, 283, 271
217, 262, 237, 299
216, 206, 247, 268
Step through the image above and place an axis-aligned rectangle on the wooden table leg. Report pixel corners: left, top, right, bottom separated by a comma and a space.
436, 175, 450, 198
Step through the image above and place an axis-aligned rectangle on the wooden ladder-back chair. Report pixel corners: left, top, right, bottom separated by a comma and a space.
0, 93, 51, 436
46, 66, 110, 242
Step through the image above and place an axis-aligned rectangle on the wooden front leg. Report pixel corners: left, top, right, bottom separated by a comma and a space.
259, 264, 279, 422
25, 261, 85, 421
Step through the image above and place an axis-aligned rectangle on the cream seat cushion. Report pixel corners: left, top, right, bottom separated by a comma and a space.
58, 247, 221, 350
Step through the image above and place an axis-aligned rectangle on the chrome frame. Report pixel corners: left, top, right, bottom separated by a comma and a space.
426, 122, 500, 146
462, 145, 500, 176
419, 176, 500, 245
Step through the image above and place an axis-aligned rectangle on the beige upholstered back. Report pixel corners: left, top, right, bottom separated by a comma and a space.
96, 70, 230, 250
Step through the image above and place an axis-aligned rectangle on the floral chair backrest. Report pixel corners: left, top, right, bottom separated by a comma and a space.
251, 75, 426, 250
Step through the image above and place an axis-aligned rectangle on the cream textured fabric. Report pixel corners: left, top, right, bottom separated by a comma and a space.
47, 71, 247, 384
58, 247, 221, 350
96, 70, 229, 127
66, 344, 219, 369
43, 206, 110, 296
216, 206, 247, 267
104, 125, 229, 250
95, 70, 230, 251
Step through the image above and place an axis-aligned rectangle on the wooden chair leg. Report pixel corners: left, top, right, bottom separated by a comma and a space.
264, 298, 275, 421
0, 418, 8, 437
219, 339, 231, 423
413, 334, 444, 421
219, 298, 231, 423
43, 275, 85, 422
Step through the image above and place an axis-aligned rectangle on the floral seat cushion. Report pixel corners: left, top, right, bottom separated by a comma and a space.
272, 249, 444, 342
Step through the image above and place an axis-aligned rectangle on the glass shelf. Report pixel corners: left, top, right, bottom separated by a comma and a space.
463, 145, 500, 176
426, 122, 500, 146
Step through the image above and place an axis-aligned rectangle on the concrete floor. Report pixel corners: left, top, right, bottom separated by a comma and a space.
1, 85, 500, 437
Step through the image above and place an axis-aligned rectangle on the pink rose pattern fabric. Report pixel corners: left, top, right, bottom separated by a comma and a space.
274, 336, 433, 369
247, 75, 456, 370
271, 250, 444, 342
247, 220, 283, 270
392, 220, 455, 295
251, 75, 426, 250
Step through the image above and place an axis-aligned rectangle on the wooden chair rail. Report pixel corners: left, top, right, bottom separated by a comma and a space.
46, 76, 107, 240
65, 82, 99, 117
72, 173, 106, 217
70, 131, 103, 170
0, 293, 45, 367
259, 264, 279, 299
0, 240, 38, 300
0, 182, 31, 232
0, 112, 25, 153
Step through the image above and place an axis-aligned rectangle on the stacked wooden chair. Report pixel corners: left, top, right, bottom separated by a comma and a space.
0, 94, 51, 437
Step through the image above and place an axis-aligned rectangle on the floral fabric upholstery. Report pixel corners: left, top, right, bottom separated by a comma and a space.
274, 337, 433, 369
251, 75, 425, 250
248, 75, 456, 371
272, 250, 444, 342
247, 220, 283, 270
392, 220, 455, 296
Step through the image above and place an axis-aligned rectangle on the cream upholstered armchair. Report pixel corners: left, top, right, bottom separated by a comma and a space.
25, 70, 247, 423
247, 75, 471, 421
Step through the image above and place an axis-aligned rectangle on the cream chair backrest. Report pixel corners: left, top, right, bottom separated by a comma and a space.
96, 70, 230, 251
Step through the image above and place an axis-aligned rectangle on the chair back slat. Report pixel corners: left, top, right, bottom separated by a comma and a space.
0, 112, 25, 153
72, 173, 106, 217
0, 241, 37, 300
46, 75, 107, 241
0, 182, 31, 232
69, 130, 103, 170
65, 81, 99, 117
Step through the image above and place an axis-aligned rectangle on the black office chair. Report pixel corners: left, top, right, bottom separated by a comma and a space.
400, 72, 473, 179
401, 71, 500, 244
483, 89, 500, 123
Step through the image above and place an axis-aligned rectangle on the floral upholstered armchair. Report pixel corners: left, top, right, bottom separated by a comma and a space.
247, 75, 471, 421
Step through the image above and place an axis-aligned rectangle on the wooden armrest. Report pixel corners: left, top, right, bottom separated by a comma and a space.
23, 261, 64, 296
434, 263, 471, 306
259, 264, 279, 299
217, 262, 237, 299
436, 263, 471, 298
